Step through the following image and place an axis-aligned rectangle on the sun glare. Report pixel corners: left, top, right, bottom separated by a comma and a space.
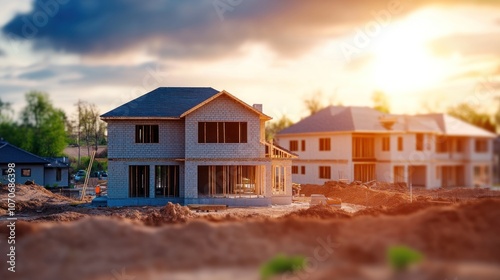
370, 16, 446, 93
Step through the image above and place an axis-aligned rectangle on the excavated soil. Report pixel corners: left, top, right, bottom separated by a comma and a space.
1, 183, 500, 279
0, 199, 499, 280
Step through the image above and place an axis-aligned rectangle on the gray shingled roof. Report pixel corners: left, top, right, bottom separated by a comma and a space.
0, 142, 50, 164
101, 87, 219, 118
278, 106, 496, 137
278, 106, 400, 134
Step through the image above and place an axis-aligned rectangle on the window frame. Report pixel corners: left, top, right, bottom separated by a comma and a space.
21, 168, 31, 177
289, 140, 299, 151
319, 166, 331, 179
135, 125, 159, 143
416, 133, 424, 151
198, 122, 248, 144
319, 138, 331, 151
382, 136, 390, 151
291, 166, 299, 174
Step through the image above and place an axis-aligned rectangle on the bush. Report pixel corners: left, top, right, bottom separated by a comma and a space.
387, 245, 423, 271
260, 254, 306, 280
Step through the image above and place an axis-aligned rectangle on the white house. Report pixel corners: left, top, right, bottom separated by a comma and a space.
101, 87, 295, 207
276, 106, 495, 188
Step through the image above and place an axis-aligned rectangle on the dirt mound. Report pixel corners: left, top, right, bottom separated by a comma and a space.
0, 184, 76, 212
283, 204, 351, 219
35, 211, 89, 222
301, 182, 410, 207
142, 202, 195, 226
2, 199, 499, 280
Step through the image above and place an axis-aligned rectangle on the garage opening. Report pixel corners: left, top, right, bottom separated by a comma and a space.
409, 166, 426, 187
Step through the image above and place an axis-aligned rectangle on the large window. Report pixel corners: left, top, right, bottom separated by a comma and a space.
273, 166, 286, 195
198, 165, 262, 197
289, 140, 298, 151
292, 166, 299, 174
155, 165, 179, 197
319, 166, 331, 179
475, 139, 488, 153
416, 134, 424, 151
354, 164, 375, 182
382, 137, 390, 151
135, 125, 159, 143
319, 138, 331, 151
129, 165, 150, 198
456, 138, 464, 152
198, 122, 247, 143
436, 136, 449, 153
352, 136, 375, 159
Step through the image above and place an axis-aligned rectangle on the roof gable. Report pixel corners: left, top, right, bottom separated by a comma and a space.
0, 142, 50, 164
180, 90, 271, 120
101, 87, 219, 119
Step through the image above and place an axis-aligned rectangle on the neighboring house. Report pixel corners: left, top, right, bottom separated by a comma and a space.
0, 141, 70, 187
276, 106, 495, 189
101, 87, 295, 207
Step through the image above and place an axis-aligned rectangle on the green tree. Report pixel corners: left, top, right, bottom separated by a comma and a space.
265, 115, 294, 141
0, 98, 13, 123
20, 91, 67, 156
448, 103, 495, 133
372, 91, 390, 113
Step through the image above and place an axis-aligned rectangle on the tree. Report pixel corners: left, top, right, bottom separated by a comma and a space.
73, 100, 107, 162
372, 91, 390, 113
0, 98, 13, 123
447, 103, 496, 133
20, 91, 67, 156
265, 115, 294, 141
303, 90, 326, 115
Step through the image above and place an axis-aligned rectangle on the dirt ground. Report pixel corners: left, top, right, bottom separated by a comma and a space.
1, 182, 500, 280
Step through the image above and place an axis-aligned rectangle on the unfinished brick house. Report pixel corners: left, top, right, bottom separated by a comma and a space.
276, 106, 495, 188
101, 87, 295, 207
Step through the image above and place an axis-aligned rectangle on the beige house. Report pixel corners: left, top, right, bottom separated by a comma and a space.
276, 106, 495, 188
101, 87, 295, 207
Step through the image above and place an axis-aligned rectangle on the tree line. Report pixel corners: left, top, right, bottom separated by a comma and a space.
0, 91, 106, 159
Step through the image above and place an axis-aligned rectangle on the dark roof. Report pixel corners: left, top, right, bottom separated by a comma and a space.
101, 87, 220, 118
0, 142, 50, 164
278, 106, 398, 134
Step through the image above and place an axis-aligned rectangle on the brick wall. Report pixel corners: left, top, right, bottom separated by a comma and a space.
107, 119, 185, 159
185, 95, 265, 159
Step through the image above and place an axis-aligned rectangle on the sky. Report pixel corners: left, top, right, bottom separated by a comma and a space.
0, 0, 499, 122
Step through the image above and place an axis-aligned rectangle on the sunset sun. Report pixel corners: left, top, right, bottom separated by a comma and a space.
370, 17, 445, 93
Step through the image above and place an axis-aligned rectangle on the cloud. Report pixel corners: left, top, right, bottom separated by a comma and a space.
0, 48, 4, 56
18, 69, 56, 80
430, 32, 500, 57
3, 0, 499, 60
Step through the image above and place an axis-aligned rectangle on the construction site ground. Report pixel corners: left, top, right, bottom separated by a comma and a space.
1, 181, 500, 280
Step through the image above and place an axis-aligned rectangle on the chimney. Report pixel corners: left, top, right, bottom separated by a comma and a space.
253, 104, 263, 112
